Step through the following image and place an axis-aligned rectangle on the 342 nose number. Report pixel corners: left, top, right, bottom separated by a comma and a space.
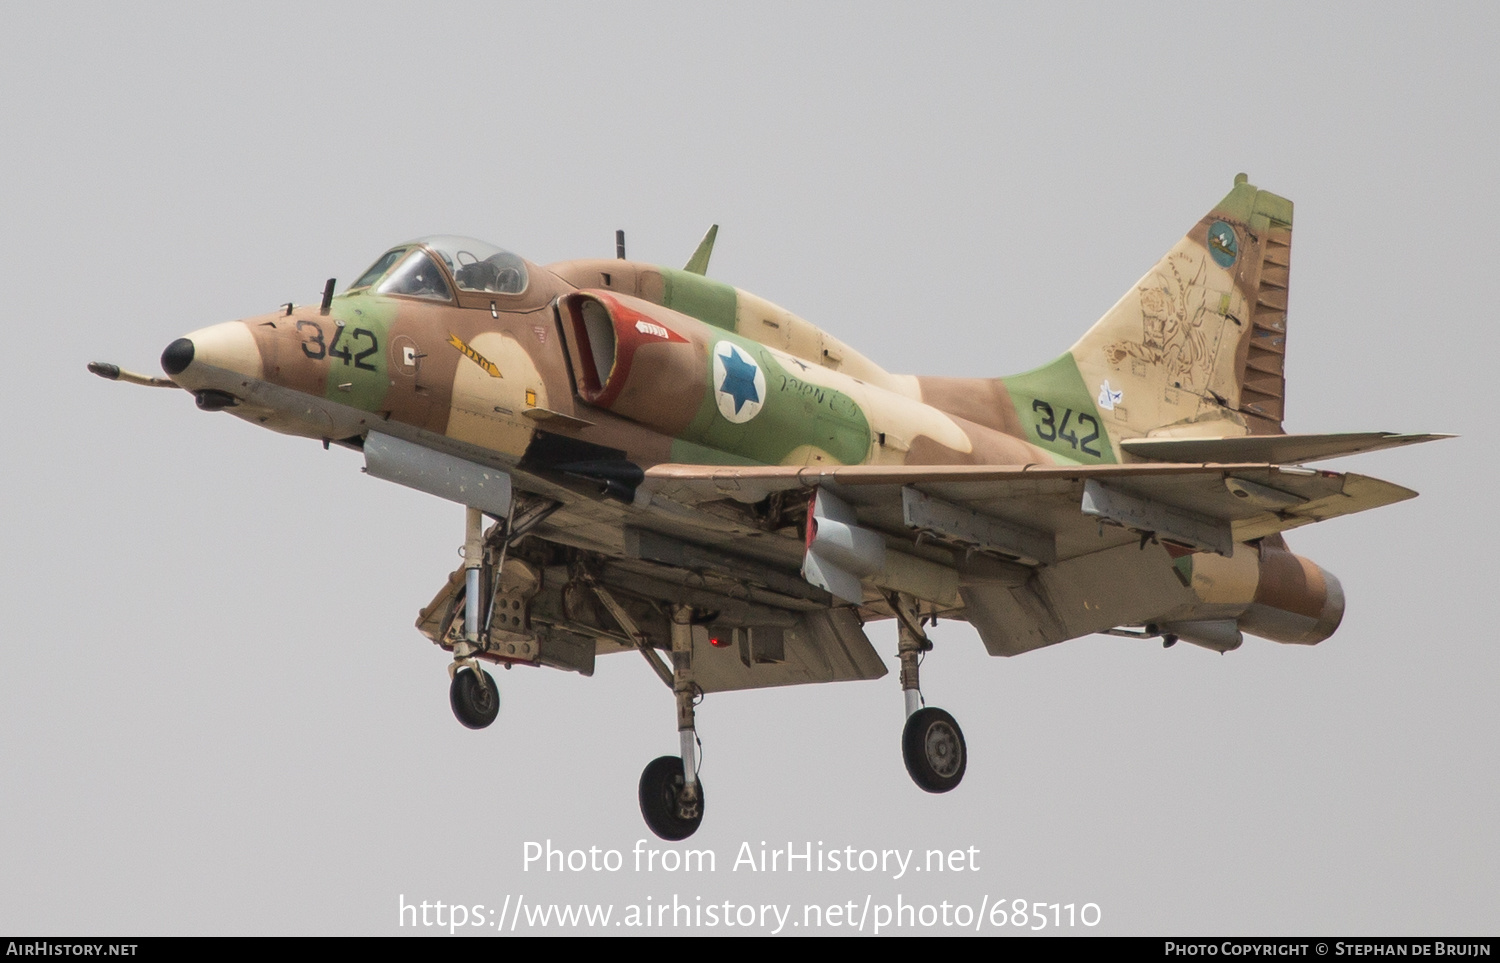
297, 320, 379, 371
1031, 400, 1102, 457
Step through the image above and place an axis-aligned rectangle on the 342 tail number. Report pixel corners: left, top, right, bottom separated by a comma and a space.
1032, 400, 1102, 457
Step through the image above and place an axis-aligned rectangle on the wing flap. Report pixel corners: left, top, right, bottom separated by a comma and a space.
962, 541, 1195, 656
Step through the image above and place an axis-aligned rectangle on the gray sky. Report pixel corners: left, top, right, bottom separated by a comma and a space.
2, 2, 1493, 936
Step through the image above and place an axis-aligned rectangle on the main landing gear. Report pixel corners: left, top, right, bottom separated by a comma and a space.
638, 605, 706, 840
891, 593, 967, 793
639, 755, 704, 842
450, 665, 499, 729
589, 587, 708, 841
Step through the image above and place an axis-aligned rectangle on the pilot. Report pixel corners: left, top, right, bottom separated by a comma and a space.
455, 256, 501, 292
455, 252, 525, 294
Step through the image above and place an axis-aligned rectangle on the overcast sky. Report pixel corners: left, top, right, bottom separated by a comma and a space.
2, 2, 1493, 936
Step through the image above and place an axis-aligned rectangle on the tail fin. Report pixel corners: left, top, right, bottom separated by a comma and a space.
1069, 174, 1294, 441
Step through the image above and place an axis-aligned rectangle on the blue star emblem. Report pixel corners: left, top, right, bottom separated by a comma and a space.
718, 346, 761, 414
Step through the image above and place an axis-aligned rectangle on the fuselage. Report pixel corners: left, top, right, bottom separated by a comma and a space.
157, 235, 1344, 654
113, 179, 1424, 839
162, 239, 1101, 479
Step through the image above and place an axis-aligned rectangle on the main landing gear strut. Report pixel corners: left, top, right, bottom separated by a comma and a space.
638, 605, 705, 840
590, 588, 708, 841
891, 592, 966, 793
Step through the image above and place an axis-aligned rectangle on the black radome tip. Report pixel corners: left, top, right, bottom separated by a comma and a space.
160, 338, 194, 375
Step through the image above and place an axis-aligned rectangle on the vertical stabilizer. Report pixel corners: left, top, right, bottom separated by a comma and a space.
1068, 174, 1294, 443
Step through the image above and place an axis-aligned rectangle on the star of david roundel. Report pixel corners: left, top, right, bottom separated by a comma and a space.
712, 341, 766, 424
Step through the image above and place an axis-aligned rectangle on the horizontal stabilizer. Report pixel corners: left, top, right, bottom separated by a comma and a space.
1121, 432, 1453, 465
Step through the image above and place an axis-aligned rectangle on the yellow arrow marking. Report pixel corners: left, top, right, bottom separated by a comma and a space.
447, 333, 503, 378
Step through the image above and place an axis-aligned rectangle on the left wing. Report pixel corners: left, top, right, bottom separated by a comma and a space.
636, 460, 1417, 655
402, 451, 1420, 688
641, 460, 1417, 554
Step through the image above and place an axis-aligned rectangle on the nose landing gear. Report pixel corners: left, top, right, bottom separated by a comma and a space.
443, 506, 503, 729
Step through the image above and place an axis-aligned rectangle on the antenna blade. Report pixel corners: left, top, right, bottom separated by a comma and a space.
683, 224, 719, 275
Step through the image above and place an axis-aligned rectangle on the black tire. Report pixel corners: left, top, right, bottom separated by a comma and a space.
638, 755, 704, 841
449, 666, 500, 729
902, 706, 966, 793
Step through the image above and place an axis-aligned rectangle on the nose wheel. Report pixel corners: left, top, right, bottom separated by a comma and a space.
445, 505, 503, 730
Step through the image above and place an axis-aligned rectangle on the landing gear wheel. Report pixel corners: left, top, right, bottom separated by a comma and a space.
902, 707, 966, 793
638, 755, 704, 841
449, 666, 500, 729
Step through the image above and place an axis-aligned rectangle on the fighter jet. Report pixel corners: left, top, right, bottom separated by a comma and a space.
91, 175, 1446, 840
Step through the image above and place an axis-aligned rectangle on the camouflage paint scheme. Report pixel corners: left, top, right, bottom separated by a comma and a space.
145, 176, 1439, 690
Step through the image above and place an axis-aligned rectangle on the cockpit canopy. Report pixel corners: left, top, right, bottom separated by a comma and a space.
348, 236, 529, 301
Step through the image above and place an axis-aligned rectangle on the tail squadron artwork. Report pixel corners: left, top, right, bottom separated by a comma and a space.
93, 176, 1447, 840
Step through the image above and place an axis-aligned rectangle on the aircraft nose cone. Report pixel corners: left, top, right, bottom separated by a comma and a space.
161, 338, 195, 375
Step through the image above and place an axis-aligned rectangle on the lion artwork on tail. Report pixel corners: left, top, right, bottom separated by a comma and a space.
1105, 252, 1211, 388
